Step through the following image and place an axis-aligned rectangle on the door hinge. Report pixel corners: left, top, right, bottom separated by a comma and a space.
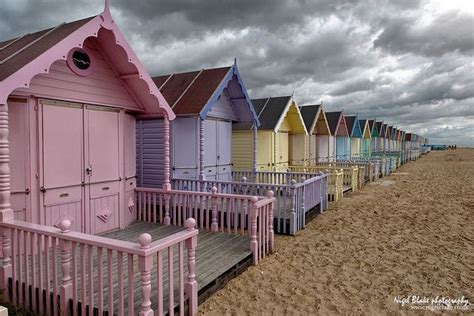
25, 188, 30, 195
39, 186, 46, 193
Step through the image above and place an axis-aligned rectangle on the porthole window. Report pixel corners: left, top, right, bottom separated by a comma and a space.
67, 48, 95, 76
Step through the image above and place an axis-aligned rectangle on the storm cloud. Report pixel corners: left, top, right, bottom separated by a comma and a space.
0, 0, 472, 146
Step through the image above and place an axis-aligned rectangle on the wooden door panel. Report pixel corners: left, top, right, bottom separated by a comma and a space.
124, 113, 136, 179
87, 107, 120, 183
203, 119, 217, 167
172, 117, 197, 169
217, 120, 231, 166
42, 103, 83, 189
88, 181, 120, 234
9, 100, 29, 220
43, 186, 83, 232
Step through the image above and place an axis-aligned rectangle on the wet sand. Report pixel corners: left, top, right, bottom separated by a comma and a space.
199, 149, 473, 315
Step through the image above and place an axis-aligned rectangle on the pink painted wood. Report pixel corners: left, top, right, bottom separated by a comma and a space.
135, 187, 275, 265
0, 217, 199, 315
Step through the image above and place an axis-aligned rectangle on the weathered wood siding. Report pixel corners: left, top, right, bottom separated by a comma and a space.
232, 130, 254, 170
290, 134, 306, 165
207, 91, 238, 121
136, 119, 166, 188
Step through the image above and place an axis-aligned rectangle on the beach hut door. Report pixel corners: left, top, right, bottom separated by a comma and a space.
216, 120, 232, 181
84, 106, 120, 234
9, 99, 30, 222
41, 102, 120, 234
42, 102, 85, 232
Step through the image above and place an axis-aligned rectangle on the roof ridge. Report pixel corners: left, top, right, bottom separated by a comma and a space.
171, 68, 204, 109
0, 22, 65, 65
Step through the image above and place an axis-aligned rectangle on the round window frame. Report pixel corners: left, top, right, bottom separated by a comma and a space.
66, 47, 96, 76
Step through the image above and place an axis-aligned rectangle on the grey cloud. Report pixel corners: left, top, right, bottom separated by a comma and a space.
0, 0, 472, 146
373, 11, 474, 57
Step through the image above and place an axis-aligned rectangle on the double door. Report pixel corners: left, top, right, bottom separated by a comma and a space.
203, 119, 232, 180
41, 101, 121, 234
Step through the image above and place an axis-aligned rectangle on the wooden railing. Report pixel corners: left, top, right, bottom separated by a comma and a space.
307, 162, 370, 187
171, 172, 328, 236
0, 218, 199, 315
134, 187, 275, 263
289, 165, 358, 193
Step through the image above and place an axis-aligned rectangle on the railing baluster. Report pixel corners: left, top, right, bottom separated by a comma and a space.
31, 233, 36, 311
87, 245, 93, 316
80, 244, 86, 316
178, 242, 184, 316
128, 253, 134, 316
18, 230, 23, 306
168, 246, 174, 316
23, 231, 29, 308
107, 249, 113, 315
97, 247, 103, 315
52, 237, 58, 316
118, 252, 124, 316
157, 251, 163, 316
11, 228, 17, 304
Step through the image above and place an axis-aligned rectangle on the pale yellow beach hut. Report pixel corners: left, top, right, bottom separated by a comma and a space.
232, 95, 308, 171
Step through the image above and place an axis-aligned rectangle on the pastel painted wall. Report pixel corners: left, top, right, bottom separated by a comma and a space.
351, 138, 361, 158
232, 130, 254, 170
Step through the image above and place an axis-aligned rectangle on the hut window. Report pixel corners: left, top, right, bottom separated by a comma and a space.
67, 48, 95, 76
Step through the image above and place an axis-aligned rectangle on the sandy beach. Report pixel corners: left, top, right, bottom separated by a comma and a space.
199, 149, 474, 315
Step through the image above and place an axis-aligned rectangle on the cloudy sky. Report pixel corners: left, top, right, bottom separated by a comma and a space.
1, 0, 473, 146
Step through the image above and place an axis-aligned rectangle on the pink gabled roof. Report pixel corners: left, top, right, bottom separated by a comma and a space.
0, 1, 174, 118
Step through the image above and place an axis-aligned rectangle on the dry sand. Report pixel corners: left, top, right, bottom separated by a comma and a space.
199, 149, 474, 315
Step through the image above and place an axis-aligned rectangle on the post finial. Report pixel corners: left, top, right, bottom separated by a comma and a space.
250, 196, 259, 204
211, 186, 218, 194
290, 179, 297, 185
138, 233, 152, 249
267, 190, 274, 198
185, 218, 196, 230
58, 218, 72, 233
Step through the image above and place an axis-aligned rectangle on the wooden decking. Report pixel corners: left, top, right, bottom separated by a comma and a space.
9, 221, 252, 315
101, 221, 252, 312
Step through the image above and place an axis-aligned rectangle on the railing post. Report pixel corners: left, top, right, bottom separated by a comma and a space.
240, 176, 247, 195
0, 227, 11, 291
252, 125, 257, 174
249, 196, 259, 264
164, 192, 171, 225
211, 187, 218, 232
163, 114, 171, 192
300, 177, 306, 229
58, 219, 73, 315
0, 103, 13, 291
185, 218, 198, 315
137, 233, 153, 316
289, 179, 297, 235
266, 191, 274, 252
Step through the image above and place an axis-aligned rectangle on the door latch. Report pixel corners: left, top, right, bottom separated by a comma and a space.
40, 186, 46, 193
86, 166, 93, 176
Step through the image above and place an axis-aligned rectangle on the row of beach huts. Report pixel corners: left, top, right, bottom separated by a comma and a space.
0, 3, 429, 315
